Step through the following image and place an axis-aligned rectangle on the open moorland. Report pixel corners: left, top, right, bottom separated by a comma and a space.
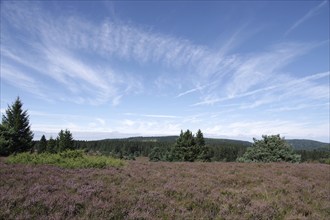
0, 157, 329, 220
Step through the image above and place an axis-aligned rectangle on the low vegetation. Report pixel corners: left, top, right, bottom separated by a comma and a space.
1, 158, 329, 219
6, 150, 124, 169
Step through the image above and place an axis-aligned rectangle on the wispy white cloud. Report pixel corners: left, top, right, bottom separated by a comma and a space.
124, 113, 180, 119
118, 118, 182, 135
29, 110, 111, 135
0, 2, 265, 107
1, 1, 328, 142
1, 2, 143, 106
193, 67, 329, 107
0, 64, 50, 100
176, 82, 218, 98
267, 102, 329, 112
285, 0, 328, 36
204, 119, 329, 141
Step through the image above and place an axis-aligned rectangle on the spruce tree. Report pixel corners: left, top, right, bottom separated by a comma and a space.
195, 129, 205, 146
57, 129, 74, 152
47, 137, 57, 153
1, 97, 34, 154
170, 129, 196, 161
195, 129, 211, 161
37, 135, 47, 153
0, 124, 15, 156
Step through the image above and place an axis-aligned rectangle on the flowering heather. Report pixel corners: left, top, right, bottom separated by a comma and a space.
0, 157, 329, 219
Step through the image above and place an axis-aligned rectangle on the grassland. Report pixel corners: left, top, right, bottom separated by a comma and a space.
6, 150, 125, 169
0, 157, 329, 219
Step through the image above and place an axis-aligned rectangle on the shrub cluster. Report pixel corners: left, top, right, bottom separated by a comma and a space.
149, 129, 211, 162
237, 135, 301, 163
6, 150, 125, 169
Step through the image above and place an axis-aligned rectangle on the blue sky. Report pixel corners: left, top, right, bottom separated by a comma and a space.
1, 1, 329, 142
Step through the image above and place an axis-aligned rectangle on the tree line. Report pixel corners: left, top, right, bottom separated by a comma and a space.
0, 97, 328, 164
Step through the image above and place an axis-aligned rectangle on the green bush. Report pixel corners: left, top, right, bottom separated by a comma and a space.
59, 149, 84, 158
319, 158, 330, 164
6, 150, 125, 169
237, 135, 301, 163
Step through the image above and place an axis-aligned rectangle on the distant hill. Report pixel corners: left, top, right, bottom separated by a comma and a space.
95, 136, 329, 151
124, 136, 178, 142
205, 138, 252, 147
105, 136, 252, 147
286, 139, 330, 151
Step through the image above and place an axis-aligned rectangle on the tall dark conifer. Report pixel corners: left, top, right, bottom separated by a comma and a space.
1, 97, 34, 154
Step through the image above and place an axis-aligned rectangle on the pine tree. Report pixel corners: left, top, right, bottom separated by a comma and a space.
1, 97, 34, 154
237, 134, 301, 163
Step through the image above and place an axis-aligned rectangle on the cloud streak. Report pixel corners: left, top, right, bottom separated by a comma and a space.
1, 4, 145, 105
285, 0, 328, 36
1, 2, 328, 142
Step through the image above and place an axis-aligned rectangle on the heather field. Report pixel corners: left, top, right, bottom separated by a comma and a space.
0, 158, 329, 220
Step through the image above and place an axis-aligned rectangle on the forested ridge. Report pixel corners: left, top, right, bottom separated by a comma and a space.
69, 135, 329, 162
1, 97, 329, 163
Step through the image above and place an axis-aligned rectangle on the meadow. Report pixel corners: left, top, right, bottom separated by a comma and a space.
0, 157, 329, 219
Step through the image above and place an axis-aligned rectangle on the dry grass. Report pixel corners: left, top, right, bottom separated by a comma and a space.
0, 157, 329, 219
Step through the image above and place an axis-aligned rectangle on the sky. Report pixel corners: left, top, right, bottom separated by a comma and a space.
0, 1, 329, 142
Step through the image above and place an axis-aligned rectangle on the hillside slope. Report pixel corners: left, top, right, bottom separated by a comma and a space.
287, 139, 330, 151
105, 136, 329, 151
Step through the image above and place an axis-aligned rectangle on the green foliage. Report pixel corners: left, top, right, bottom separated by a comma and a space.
171, 130, 196, 161
0, 97, 34, 155
149, 147, 165, 161
195, 129, 205, 146
36, 135, 47, 153
167, 129, 210, 162
287, 139, 330, 151
319, 158, 330, 164
296, 149, 330, 163
46, 137, 57, 153
73, 136, 249, 162
6, 150, 125, 169
57, 129, 74, 152
36, 129, 74, 154
0, 124, 15, 156
237, 135, 301, 163
59, 149, 84, 158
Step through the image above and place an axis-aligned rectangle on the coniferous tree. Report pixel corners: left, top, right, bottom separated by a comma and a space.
0, 124, 15, 156
163, 129, 211, 162
1, 97, 34, 154
37, 135, 47, 153
195, 129, 205, 146
57, 129, 74, 152
194, 129, 211, 161
47, 137, 57, 153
